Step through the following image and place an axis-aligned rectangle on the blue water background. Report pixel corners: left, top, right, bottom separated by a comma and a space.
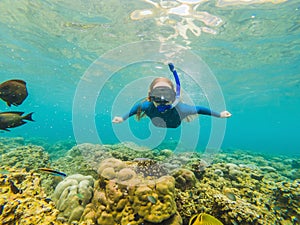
0, 0, 299, 155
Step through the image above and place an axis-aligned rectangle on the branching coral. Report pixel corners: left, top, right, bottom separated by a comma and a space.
0, 167, 63, 225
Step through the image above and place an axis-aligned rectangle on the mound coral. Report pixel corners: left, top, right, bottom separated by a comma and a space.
52, 174, 94, 223
172, 168, 196, 191
81, 158, 180, 225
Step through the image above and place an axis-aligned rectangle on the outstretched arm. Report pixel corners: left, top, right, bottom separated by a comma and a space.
195, 105, 221, 117
196, 106, 232, 118
112, 102, 144, 124
179, 103, 231, 118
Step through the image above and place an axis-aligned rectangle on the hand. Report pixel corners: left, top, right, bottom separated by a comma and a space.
220, 110, 232, 118
112, 116, 124, 123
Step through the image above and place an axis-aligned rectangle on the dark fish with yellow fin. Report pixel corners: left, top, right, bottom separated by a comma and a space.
0, 79, 28, 106
0, 111, 34, 131
189, 213, 224, 225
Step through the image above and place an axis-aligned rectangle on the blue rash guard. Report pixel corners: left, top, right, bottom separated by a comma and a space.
122, 101, 221, 128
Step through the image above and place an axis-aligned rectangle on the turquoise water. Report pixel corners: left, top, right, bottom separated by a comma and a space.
0, 0, 299, 155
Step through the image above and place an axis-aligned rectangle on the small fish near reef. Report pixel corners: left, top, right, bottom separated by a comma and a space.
189, 213, 224, 225
38, 168, 67, 178
147, 195, 157, 204
0, 79, 28, 106
0, 111, 34, 131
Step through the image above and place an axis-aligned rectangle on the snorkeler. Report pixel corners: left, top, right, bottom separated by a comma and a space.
112, 63, 231, 128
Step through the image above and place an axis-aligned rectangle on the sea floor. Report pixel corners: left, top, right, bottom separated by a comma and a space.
0, 137, 299, 225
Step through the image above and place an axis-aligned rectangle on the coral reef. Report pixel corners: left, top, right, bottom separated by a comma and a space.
163, 152, 201, 171
0, 167, 64, 225
0, 137, 25, 150
0, 138, 299, 225
46, 139, 76, 160
67, 143, 113, 171
172, 168, 196, 191
0, 143, 59, 197
133, 158, 169, 178
52, 174, 94, 224
175, 158, 299, 225
0, 145, 50, 170
81, 158, 180, 225
50, 144, 106, 179
109, 142, 157, 161
272, 180, 300, 222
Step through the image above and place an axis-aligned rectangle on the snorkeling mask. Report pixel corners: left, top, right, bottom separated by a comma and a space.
149, 86, 175, 112
150, 63, 181, 113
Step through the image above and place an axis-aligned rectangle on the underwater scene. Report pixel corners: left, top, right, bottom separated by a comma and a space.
0, 0, 299, 225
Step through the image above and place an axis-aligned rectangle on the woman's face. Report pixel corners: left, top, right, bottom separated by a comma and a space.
149, 78, 175, 110
150, 86, 175, 108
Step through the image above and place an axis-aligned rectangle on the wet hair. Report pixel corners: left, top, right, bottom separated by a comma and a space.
148, 77, 175, 98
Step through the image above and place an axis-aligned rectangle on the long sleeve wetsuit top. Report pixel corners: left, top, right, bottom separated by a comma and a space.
122, 101, 220, 128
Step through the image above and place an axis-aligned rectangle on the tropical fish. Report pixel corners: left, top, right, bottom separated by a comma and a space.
0, 79, 28, 106
147, 195, 157, 204
189, 213, 224, 225
9, 179, 21, 194
223, 188, 237, 201
0, 111, 34, 131
76, 193, 84, 199
44, 198, 52, 203
38, 168, 67, 178
224, 191, 236, 201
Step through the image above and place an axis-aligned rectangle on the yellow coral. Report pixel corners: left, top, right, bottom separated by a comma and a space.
0, 167, 64, 225
97, 211, 114, 225
81, 159, 179, 225
133, 176, 177, 223
172, 168, 196, 191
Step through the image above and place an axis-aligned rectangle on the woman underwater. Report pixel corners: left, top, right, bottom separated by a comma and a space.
112, 63, 231, 128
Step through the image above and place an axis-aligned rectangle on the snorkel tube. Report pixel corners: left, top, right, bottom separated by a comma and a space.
168, 63, 181, 109
156, 63, 181, 112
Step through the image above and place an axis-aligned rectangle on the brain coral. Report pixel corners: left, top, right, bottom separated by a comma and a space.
52, 174, 94, 223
